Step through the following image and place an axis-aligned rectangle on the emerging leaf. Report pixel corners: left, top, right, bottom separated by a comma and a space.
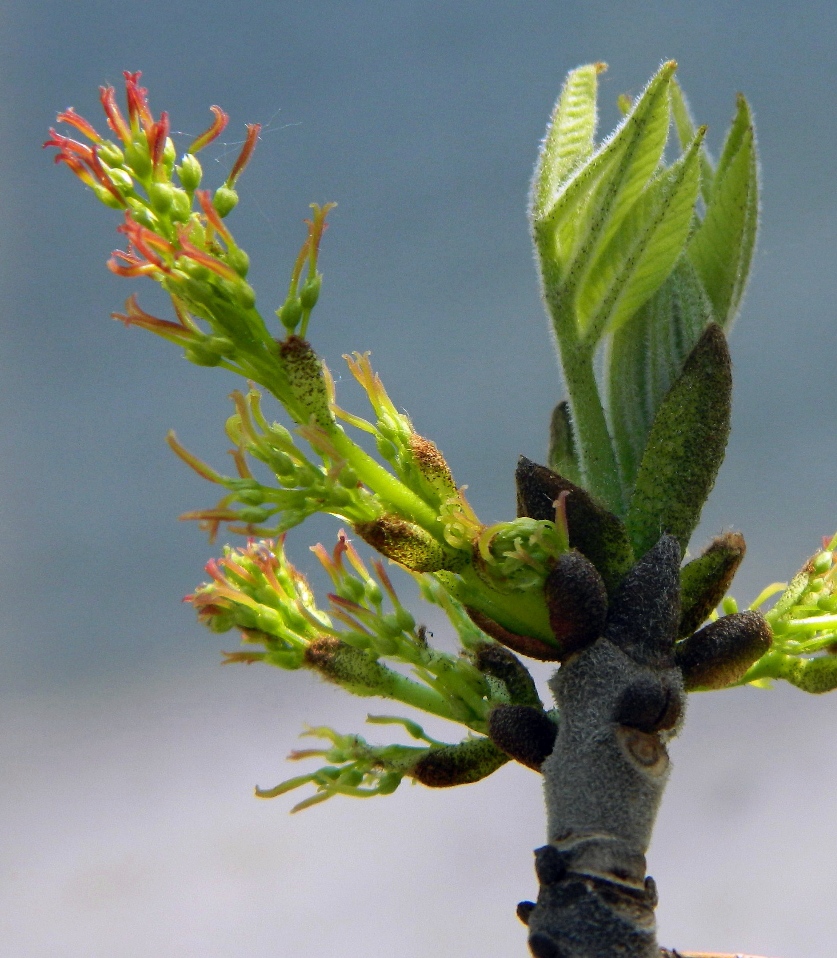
607, 257, 714, 492
574, 126, 705, 344
534, 60, 676, 308
625, 324, 732, 558
687, 94, 759, 329
530, 62, 603, 222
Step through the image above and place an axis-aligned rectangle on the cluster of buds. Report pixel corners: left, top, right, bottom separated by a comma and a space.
46, 73, 586, 678
254, 718, 508, 813
737, 533, 837, 692
44, 72, 336, 420
188, 531, 508, 730
187, 532, 574, 807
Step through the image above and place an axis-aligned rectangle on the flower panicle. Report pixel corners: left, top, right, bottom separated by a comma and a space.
46, 71, 272, 366
739, 536, 837, 691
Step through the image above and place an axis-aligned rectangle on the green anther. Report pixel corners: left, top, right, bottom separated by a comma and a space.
124, 142, 151, 178
148, 181, 174, 214
213, 186, 238, 217
176, 153, 202, 191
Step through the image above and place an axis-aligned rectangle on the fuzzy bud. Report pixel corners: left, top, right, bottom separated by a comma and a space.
411, 737, 508, 787
354, 515, 463, 573
213, 185, 239, 217
487, 704, 558, 770
543, 550, 608, 658
678, 531, 746, 637
676, 610, 771, 690
277, 335, 335, 429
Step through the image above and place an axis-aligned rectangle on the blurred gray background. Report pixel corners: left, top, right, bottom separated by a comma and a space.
2, 2, 836, 956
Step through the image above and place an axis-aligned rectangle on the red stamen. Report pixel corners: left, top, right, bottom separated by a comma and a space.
175, 228, 239, 281
188, 105, 229, 153
52, 153, 96, 189
226, 123, 261, 185
99, 85, 131, 143
43, 129, 95, 164
88, 147, 127, 206
123, 71, 153, 133
107, 252, 160, 278
112, 294, 196, 341
149, 110, 170, 173
56, 108, 102, 143
196, 189, 233, 244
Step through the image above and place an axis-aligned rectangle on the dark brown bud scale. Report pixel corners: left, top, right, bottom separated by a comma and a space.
473, 642, 543, 707
543, 550, 608, 657
515, 457, 635, 594
466, 607, 562, 661
487, 704, 558, 770
676, 609, 772, 690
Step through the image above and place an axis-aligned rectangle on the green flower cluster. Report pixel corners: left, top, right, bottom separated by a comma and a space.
739, 534, 837, 692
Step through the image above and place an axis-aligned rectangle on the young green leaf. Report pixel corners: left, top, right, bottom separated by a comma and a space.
687, 94, 759, 328
530, 62, 603, 222
534, 61, 676, 301
575, 126, 705, 346
670, 78, 715, 204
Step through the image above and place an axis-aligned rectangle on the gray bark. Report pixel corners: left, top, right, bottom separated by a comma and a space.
522, 535, 686, 958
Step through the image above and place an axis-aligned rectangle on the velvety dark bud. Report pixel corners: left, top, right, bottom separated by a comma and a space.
528, 932, 564, 958
411, 737, 508, 787
473, 642, 542, 707
644, 876, 658, 907
604, 534, 681, 667
517, 901, 536, 926
355, 516, 464, 573
487, 704, 558, 770
534, 844, 570, 885
626, 324, 732, 559
466, 608, 561, 661
679, 531, 746, 637
515, 456, 634, 594
613, 676, 682, 733
277, 335, 335, 430
676, 610, 771, 690
544, 550, 608, 657
547, 401, 581, 486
